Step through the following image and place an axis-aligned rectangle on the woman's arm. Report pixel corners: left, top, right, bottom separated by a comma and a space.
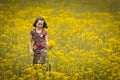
29, 33, 34, 55
45, 34, 52, 49
45, 34, 49, 48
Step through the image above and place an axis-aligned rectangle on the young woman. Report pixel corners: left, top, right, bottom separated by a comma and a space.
29, 17, 48, 65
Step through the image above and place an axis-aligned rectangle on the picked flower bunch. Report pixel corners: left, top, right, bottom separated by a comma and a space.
47, 40, 55, 50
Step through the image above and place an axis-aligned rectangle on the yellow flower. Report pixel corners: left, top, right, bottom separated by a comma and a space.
48, 40, 56, 49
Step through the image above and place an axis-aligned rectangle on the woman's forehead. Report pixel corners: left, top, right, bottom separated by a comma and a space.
38, 20, 44, 23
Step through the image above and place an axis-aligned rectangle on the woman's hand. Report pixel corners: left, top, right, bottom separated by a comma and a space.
46, 44, 52, 50
30, 49, 34, 55
48, 45, 52, 50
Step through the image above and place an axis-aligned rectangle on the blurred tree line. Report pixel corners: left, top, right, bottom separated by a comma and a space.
0, 0, 120, 12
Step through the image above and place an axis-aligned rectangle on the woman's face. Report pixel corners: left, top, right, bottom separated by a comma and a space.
36, 20, 44, 28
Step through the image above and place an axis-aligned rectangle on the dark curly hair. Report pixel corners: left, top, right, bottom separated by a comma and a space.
33, 17, 48, 28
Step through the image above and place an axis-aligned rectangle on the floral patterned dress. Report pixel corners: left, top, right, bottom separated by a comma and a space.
30, 29, 47, 54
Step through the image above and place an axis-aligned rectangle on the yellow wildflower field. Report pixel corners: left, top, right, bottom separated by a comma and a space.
0, 0, 120, 80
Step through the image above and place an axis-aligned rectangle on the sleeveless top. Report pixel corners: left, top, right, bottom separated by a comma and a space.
30, 29, 47, 53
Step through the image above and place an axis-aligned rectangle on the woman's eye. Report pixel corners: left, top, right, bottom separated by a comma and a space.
38, 23, 43, 25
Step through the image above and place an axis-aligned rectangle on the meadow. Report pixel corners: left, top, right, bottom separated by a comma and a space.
0, 0, 120, 80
